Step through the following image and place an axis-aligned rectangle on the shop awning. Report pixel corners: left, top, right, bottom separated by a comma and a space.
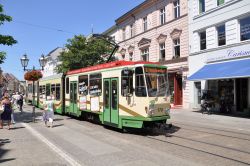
188, 59, 250, 81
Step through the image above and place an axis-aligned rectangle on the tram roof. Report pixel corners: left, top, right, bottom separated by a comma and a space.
67, 60, 164, 75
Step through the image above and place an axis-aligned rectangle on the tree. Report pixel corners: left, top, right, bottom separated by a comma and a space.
56, 35, 115, 73
0, 4, 17, 64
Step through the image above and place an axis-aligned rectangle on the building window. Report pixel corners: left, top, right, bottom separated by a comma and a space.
217, 24, 226, 46
200, 31, 206, 50
129, 52, 133, 61
240, 16, 250, 41
217, 0, 224, 6
174, 0, 180, 18
199, 0, 205, 14
141, 48, 149, 61
143, 17, 148, 32
160, 8, 166, 25
159, 43, 166, 61
173, 39, 180, 58
122, 28, 126, 40
130, 24, 134, 38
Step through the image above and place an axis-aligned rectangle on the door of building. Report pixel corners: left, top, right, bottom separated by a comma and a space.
103, 78, 119, 126
194, 82, 201, 107
174, 74, 183, 105
236, 78, 248, 112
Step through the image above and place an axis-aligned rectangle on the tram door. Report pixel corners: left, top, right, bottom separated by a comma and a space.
103, 78, 119, 126
70, 81, 78, 114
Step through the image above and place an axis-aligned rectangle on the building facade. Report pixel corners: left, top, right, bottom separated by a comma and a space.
112, 0, 189, 108
43, 47, 64, 77
188, 0, 250, 115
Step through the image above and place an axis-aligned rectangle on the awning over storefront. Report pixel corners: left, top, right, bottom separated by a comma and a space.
188, 58, 250, 81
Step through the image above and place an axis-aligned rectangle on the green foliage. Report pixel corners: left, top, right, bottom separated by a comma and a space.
0, 4, 17, 64
57, 35, 115, 73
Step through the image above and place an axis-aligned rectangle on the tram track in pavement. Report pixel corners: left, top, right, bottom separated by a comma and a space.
146, 135, 250, 166
140, 122, 250, 166
173, 122, 250, 142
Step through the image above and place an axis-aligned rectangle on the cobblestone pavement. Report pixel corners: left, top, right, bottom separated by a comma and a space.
0, 105, 250, 166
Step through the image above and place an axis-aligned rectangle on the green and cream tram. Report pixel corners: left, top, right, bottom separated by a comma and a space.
65, 61, 171, 129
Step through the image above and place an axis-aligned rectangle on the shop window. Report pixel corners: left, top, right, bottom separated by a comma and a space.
174, 0, 180, 19
121, 69, 134, 96
56, 84, 60, 100
200, 31, 206, 50
66, 77, 69, 94
173, 38, 180, 58
217, 24, 226, 46
141, 48, 149, 61
160, 8, 166, 25
199, 0, 205, 14
89, 73, 102, 96
240, 16, 250, 41
159, 43, 166, 61
135, 67, 146, 97
78, 75, 88, 95
217, 0, 224, 6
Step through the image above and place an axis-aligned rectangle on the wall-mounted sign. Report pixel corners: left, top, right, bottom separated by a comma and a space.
206, 43, 250, 63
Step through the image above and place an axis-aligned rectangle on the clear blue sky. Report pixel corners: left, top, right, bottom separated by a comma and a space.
0, 0, 144, 80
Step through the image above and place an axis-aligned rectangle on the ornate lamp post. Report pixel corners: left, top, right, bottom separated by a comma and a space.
20, 54, 46, 105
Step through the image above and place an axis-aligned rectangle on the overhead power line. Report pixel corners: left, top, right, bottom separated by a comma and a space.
12, 20, 77, 34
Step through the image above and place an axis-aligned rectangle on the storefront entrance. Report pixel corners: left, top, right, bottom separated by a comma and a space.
236, 78, 248, 112
169, 73, 183, 105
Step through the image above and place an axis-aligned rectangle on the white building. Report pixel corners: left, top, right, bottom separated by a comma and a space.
43, 47, 64, 77
188, 0, 250, 115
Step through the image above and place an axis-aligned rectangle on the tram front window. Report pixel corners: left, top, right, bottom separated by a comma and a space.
144, 67, 168, 97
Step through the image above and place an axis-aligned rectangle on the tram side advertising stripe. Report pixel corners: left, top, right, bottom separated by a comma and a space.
21, 123, 83, 166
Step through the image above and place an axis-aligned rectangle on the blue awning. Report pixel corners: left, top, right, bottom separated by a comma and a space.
188, 58, 250, 81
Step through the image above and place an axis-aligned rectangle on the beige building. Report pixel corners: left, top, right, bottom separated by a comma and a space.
106, 0, 189, 108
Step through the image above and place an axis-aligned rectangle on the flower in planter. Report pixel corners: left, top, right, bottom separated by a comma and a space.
24, 70, 43, 81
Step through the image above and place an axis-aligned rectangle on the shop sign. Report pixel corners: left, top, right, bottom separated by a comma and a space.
206, 44, 250, 62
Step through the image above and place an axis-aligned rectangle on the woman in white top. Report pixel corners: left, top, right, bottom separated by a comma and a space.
43, 95, 55, 128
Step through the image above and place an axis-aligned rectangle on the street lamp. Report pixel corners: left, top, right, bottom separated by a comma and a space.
20, 54, 46, 107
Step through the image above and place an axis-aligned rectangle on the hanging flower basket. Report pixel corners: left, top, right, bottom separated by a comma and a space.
24, 70, 43, 81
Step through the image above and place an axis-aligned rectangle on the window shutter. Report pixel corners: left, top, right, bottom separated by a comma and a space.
192, 32, 199, 52
226, 19, 238, 45
206, 27, 216, 49
193, 0, 199, 17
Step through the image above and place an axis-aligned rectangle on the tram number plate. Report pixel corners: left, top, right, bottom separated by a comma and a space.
158, 107, 164, 113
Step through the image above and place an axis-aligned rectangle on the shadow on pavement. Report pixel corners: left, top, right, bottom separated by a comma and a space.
10, 126, 25, 130
52, 124, 64, 128
0, 158, 16, 163
0, 139, 13, 163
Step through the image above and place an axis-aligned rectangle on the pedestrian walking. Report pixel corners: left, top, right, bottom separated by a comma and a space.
17, 93, 23, 113
0, 96, 13, 130
43, 95, 55, 128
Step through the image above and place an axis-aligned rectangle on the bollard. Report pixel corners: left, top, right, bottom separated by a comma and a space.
32, 106, 35, 122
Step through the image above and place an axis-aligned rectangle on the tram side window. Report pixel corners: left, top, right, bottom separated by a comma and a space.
135, 67, 147, 97
89, 73, 102, 96
28, 84, 32, 93
79, 75, 88, 95
39, 86, 43, 98
66, 77, 69, 94
121, 69, 134, 96
46, 84, 51, 99
56, 84, 60, 100
51, 84, 56, 96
